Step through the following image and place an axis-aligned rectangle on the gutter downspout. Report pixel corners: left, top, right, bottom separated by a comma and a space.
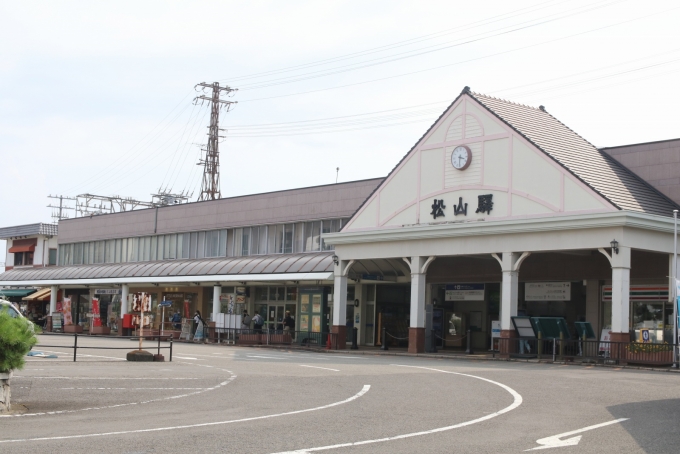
154, 207, 159, 234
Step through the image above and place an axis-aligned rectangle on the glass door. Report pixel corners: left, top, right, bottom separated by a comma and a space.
267, 305, 284, 332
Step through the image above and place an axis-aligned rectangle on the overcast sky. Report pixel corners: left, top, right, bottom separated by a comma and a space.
1, 0, 679, 252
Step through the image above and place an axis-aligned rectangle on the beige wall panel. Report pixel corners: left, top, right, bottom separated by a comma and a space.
379, 156, 418, 223
564, 177, 611, 212
465, 102, 506, 136
419, 189, 508, 220
512, 137, 561, 208
483, 138, 509, 188
383, 204, 418, 227
445, 141, 482, 187
346, 198, 378, 230
511, 194, 554, 216
464, 115, 483, 139
424, 102, 464, 145
420, 148, 444, 196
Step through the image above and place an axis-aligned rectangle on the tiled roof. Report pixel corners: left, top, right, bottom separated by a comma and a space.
469, 91, 680, 217
0, 223, 58, 239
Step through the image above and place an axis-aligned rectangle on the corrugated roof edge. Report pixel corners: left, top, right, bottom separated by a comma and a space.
343, 87, 470, 228
59, 177, 386, 224
600, 137, 680, 150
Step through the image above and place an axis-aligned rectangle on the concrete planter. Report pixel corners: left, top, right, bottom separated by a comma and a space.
90, 326, 111, 335
64, 324, 84, 334
0, 370, 13, 413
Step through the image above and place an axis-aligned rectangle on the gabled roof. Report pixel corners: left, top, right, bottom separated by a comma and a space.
347, 88, 679, 223
469, 90, 679, 217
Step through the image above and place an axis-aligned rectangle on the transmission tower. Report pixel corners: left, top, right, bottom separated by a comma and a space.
194, 82, 237, 201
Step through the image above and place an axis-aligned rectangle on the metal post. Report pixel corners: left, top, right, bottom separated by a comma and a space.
381, 327, 388, 351
351, 327, 358, 350
559, 332, 564, 359
157, 334, 161, 357
674, 210, 678, 368
465, 329, 473, 354
169, 337, 173, 362
537, 332, 543, 359
73, 332, 78, 362
431, 329, 438, 354
552, 338, 556, 362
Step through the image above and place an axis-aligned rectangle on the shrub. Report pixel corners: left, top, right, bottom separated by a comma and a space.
0, 312, 37, 373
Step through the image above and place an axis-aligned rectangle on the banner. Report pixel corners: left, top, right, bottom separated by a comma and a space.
92, 297, 101, 327
62, 298, 72, 325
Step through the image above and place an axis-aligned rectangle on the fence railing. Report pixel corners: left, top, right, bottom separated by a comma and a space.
195, 327, 338, 350
35, 332, 173, 362
493, 337, 677, 366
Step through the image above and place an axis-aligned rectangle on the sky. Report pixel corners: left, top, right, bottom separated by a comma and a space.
1, 0, 679, 255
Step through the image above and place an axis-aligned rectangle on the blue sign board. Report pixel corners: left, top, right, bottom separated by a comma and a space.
159, 300, 173, 307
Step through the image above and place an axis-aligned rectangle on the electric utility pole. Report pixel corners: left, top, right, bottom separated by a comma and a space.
47, 194, 76, 221
194, 82, 237, 201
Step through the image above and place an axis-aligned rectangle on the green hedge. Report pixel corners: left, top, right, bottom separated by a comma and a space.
0, 313, 37, 373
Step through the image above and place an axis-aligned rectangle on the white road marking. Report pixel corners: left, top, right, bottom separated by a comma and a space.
2, 371, 236, 418
56, 387, 205, 390
270, 365, 522, 454
0, 385, 370, 443
299, 365, 340, 372
525, 418, 629, 451
40, 350, 126, 361
14, 377, 200, 380
247, 355, 285, 359
173, 356, 202, 360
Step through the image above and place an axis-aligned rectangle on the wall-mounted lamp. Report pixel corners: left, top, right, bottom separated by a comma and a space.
432, 298, 438, 305
354, 299, 360, 307
610, 239, 619, 255
332, 255, 339, 265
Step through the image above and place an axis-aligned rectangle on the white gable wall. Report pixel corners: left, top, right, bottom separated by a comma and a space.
344, 95, 615, 231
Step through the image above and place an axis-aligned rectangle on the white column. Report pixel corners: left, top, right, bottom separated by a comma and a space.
49, 285, 58, 314
611, 246, 631, 333
120, 284, 129, 316
332, 262, 348, 327
212, 285, 221, 321
410, 256, 427, 328
499, 252, 524, 331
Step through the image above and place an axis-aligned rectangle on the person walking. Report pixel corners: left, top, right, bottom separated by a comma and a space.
193, 310, 206, 341
171, 310, 182, 330
283, 311, 294, 332
252, 311, 264, 333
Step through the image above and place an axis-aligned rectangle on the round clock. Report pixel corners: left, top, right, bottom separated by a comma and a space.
451, 145, 472, 170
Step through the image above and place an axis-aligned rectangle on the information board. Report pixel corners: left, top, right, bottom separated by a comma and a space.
445, 284, 485, 301
525, 282, 571, 301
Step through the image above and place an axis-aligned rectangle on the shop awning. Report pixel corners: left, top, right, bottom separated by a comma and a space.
22, 287, 51, 301
8, 244, 35, 253
0, 289, 37, 298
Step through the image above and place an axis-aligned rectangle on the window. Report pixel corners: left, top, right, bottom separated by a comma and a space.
13, 251, 34, 266
283, 224, 293, 254
322, 219, 341, 251
258, 226, 267, 255
141, 237, 151, 262
275, 224, 284, 253
294, 222, 304, 253
241, 228, 250, 256
189, 232, 198, 259
48, 248, 57, 266
250, 227, 259, 255
73, 243, 83, 265
233, 229, 242, 257
114, 239, 122, 263
150, 236, 158, 261
164, 234, 177, 259
87, 242, 95, 264
105, 240, 115, 263
178, 233, 190, 259
128, 238, 138, 262
304, 221, 320, 251
197, 231, 205, 259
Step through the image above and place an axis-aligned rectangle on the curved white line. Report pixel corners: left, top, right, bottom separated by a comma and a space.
0, 385, 370, 443
299, 365, 340, 372
2, 369, 237, 419
272, 365, 523, 453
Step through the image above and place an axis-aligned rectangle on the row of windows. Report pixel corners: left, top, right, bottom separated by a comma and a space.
58, 219, 347, 266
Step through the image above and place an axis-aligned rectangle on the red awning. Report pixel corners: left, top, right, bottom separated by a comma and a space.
9, 244, 35, 253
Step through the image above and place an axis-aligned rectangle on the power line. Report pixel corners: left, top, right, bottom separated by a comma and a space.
236, 4, 679, 103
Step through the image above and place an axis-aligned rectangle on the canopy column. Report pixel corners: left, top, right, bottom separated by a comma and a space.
212, 285, 221, 322
406, 256, 435, 353
493, 252, 530, 354
331, 259, 353, 350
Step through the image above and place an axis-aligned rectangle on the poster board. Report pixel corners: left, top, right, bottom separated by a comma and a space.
51, 312, 63, 331
179, 319, 192, 340
574, 321, 596, 339
511, 316, 536, 338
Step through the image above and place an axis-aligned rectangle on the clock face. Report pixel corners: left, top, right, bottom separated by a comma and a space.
451, 145, 472, 170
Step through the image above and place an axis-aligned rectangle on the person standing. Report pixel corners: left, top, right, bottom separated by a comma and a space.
193, 310, 205, 341
241, 310, 252, 331
283, 311, 294, 332
171, 310, 182, 330
252, 311, 264, 333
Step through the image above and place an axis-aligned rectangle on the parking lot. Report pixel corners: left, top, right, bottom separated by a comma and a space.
2, 335, 680, 453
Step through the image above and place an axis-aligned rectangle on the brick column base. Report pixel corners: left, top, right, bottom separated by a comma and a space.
609, 332, 630, 365
499, 329, 517, 358
331, 325, 347, 350
46, 316, 53, 332
408, 327, 425, 353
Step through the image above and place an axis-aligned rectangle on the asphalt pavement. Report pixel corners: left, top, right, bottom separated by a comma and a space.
1, 335, 679, 453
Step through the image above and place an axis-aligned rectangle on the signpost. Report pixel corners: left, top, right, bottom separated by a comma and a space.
159, 300, 172, 336
525, 282, 571, 301
445, 284, 485, 301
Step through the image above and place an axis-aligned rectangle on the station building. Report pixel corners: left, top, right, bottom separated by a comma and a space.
1, 87, 680, 352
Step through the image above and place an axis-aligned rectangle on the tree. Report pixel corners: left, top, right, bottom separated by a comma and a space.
0, 312, 37, 413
